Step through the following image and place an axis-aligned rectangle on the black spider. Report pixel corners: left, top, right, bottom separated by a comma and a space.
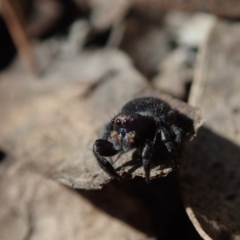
93, 97, 184, 183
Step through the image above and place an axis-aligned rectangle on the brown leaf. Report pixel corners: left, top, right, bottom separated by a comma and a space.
0, 43, 202, 190
0, 158, 153, 240
181, 19, 240, 239
135, 0, 240, 18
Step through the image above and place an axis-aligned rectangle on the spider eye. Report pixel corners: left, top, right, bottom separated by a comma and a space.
116, 119, 121, 125
129, 118, 134, 123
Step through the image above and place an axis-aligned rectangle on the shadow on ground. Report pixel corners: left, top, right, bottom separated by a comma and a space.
78, 126, 240, 239
79, 173, 202, 240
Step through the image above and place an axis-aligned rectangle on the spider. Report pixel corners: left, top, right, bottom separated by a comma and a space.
93, 97, 184, 183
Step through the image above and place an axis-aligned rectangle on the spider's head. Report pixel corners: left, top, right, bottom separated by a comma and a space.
110, 114, 137, 152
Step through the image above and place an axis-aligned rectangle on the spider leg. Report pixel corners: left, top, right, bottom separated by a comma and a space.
170, 124, 182, 143
93, 139, 121, 180
142, 143, 153, 183
153, 127, 174, 153
102, 121, 113, 140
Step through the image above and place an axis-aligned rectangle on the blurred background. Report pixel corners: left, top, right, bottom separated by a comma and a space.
0, 0, 240, 240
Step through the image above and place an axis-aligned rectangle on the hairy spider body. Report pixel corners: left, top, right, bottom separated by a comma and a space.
93, 97, 183, 182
